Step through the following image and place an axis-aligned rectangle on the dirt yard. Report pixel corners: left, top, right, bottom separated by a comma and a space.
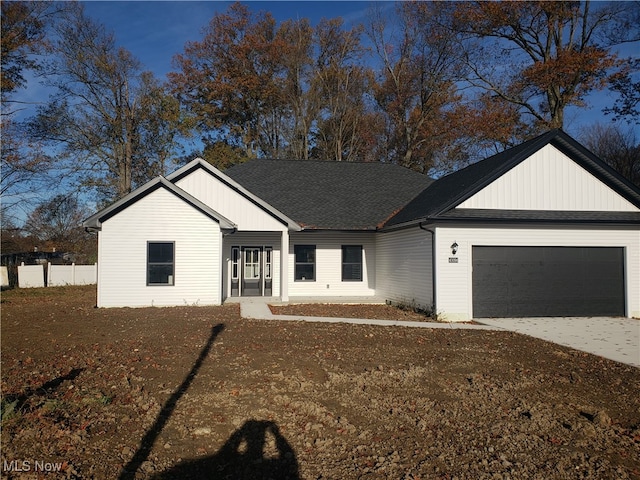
1, 286, 639, 479
269, 303, 434, 321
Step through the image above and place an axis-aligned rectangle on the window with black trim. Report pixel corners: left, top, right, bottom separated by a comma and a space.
147, 242, 174, 285
295, 245, 315, 281
342, 245, 362, 281
264, 247, 273, 280
231, 247, 240, 280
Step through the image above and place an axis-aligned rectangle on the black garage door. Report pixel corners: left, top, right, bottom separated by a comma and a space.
472, 246, 625, 317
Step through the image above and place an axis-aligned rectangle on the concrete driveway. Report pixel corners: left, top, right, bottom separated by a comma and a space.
476, 317, 640, 367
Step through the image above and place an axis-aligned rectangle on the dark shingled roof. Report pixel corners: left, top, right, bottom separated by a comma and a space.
386, 129, 640, 227
225, 160, 433, 230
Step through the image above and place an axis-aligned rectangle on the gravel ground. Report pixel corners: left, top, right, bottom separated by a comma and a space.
1, 286, 639, 479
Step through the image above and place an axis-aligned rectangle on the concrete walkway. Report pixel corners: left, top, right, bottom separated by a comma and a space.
477, 317, 640, 368
235, 297, 503, 330
230, 298, 640, 368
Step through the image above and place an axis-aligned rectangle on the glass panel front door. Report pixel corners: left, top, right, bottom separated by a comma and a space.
245, 249, 260, 279
242, 247, 262, 296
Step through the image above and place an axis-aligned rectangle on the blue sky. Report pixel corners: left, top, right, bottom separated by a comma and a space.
82, 1, 385, 77
13, 1, 638, 137
14, 2, 390, 122
81, 1, 638, 139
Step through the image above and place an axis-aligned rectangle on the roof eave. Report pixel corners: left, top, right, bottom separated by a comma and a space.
550, 134, 640, 208
433, 130, 561, 218
379, 218, 435, 232
81, 177, 238, 231
434, 217, 640, 226
379, 210, 640, 231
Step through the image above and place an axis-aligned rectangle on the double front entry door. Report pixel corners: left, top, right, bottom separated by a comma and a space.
230, 246, 273, 297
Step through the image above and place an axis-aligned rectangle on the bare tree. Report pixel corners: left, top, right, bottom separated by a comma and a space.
368, 2, 471, 173
581, 123, 640, 185
313, 18, 375, 162
442, 1, 639, 138
28, 4, 183, 203
1, 2, 59, 220
0, 118, 52, 219
278, 18, 317, 160
604, 58, 640, 125
1, 1, 52, 110
23, 194, 94, 257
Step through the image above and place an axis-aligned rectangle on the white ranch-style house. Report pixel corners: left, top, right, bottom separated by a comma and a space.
83, 130, 640, 321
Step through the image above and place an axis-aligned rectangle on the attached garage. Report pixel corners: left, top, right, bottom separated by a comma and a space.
472, 246, 625, 317
386, 130, 640, 321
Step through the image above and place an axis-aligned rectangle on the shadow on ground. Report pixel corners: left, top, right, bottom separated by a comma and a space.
153, 419, 300, 480
1, 368, 84, 414
118, 324, 225, 480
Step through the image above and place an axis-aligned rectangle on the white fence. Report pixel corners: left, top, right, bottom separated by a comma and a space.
18, 264, 45, 288
15, 262, 97, 288
1, 266, 9, 287
48, 263, 97, 287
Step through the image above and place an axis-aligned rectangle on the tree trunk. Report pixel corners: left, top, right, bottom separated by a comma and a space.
547, 85, 564, 130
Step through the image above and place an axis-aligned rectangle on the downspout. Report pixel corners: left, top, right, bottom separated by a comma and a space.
419, 221, 437, 314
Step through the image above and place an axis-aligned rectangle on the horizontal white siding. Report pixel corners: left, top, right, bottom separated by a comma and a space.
175, 168, 288, 231
288, 232, 376, 297
222, 232, 282, 299
98, 187, 221, 307
375, 228, 433, 309
458, 145, 638, 212
435, 225, 640, 321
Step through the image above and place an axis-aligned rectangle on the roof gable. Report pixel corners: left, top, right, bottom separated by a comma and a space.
458, 143, 638, 212
225, 160, 432, 230
82, 177, 236, 230
167, 159, 301, 231
387, 130, 640, 228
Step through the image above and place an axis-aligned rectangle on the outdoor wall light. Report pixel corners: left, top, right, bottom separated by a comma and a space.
451, 241, 458, 255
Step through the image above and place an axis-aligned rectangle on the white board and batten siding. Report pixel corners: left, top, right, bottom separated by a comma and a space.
376, 228, 433, 309
435, 226, 640, 321
288, 232, 376, 297
174, 168, 288, 232
97, 187, 222, 307
458, 144, 638, 212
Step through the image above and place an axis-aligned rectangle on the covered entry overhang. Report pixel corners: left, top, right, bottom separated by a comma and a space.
166, 158, 302, 302
222, 228, 302, 302
223, 233, 284, 300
